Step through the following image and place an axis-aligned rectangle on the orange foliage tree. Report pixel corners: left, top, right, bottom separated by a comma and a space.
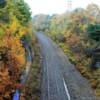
0, 33, 25, 99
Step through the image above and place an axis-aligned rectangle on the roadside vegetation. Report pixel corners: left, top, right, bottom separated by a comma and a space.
0, 0, 40, 99
20, 40, 41, 100
33, 4, 100, 97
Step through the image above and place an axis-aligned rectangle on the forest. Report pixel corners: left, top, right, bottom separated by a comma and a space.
0, 0, 36, 99
33, 4, 100, 97
0, 0, 100, 99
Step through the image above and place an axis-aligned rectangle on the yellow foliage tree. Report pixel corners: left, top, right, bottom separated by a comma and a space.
0, 34, 26, 99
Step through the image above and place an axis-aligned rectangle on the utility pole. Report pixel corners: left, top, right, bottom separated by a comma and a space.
67, 0, 72, 12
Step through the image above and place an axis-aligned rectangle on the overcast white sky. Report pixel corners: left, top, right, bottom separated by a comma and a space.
24, 0, 100, 15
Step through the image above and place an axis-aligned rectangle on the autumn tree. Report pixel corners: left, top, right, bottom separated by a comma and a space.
0, 34, 25, 99
0, 0, 32, 99
33, 14, 50, 31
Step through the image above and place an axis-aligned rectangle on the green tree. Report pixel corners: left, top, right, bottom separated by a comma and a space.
87, 24, 100, 42
14, 0, 31, 25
